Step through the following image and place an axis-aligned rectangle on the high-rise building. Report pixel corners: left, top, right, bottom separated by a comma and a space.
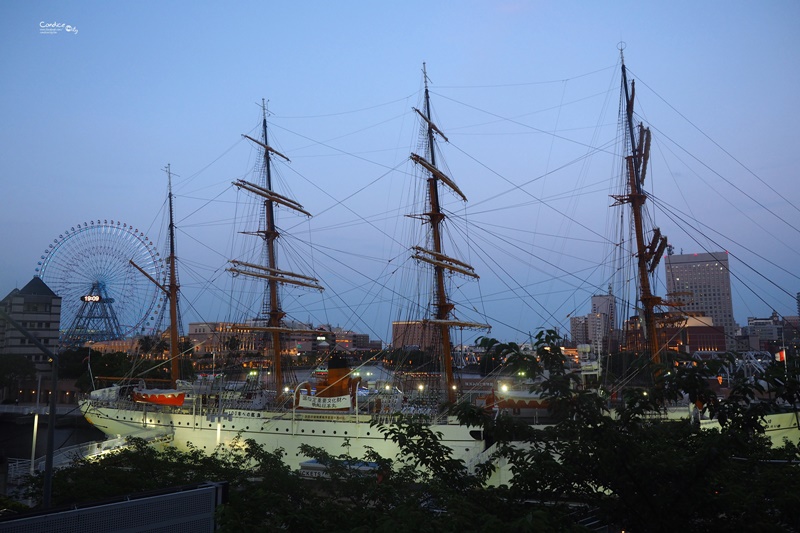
570, 315, 589, 345
589, 292, 616, 354
569, 292, 617, 353
741, 311, 783, 351
591, 293, 616, 329
587, 313, 610, 355
664, 251, 737, 351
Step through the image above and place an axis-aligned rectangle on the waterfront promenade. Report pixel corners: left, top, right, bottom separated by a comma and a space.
0, 404, 80, 417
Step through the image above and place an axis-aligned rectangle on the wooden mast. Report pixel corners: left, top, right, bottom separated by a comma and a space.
229, 100, 322, 397
612, 56, 667, 364
166, 165, 180, 386
131, 165, 181, 387
258, 101, 286, 393
411, 64, 493, 404
423, 65, 457, 403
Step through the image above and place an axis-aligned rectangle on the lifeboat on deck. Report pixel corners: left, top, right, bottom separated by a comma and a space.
132, 387, 186, 406
482, 389, 549, 413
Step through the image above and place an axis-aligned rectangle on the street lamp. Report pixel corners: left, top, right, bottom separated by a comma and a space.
0, 310, 59, 508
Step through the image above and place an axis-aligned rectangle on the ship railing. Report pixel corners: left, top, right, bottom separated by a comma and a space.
6, 458, 33, 485
85, 393, 461, 426
0, 404, 78, 415
365, 409, 454, 427
464, 441, 499, 473
6, 433, 173, 486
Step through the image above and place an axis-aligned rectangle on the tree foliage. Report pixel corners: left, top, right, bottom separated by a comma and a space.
479, 331, 800, 531
0, 354, 36, 394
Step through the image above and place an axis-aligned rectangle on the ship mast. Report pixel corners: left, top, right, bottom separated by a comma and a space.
411, 64, 487, 403
612, 54, 668, 364
230, 100, 322, 395
130, 164, 182, 387
166, 166, 180, 385
258, 101, 284, 391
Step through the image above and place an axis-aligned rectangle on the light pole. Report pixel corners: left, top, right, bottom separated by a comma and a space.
30, 373, 42, 476
0, 309, 59, 508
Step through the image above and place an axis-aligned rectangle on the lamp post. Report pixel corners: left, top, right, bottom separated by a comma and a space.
0, 310, 58, 508
30, 373, 42, 476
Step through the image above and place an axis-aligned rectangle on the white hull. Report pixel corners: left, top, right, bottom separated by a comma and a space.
667, 405, 800, 446
734, 410, 800, 446
79, 395, 800, 492
79, 398, 489, 472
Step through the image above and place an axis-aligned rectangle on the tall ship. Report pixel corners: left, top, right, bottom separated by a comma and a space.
79, 58, 800, 467
79, 69, 496, 471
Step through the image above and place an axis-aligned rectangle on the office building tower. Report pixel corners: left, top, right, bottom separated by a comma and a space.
590, 292, 616, 354
664, 251, 737, 351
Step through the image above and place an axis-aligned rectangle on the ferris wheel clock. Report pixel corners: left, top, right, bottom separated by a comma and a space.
80, 295, 113, 303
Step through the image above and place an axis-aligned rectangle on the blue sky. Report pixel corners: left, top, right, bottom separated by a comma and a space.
1, 1, 798, 345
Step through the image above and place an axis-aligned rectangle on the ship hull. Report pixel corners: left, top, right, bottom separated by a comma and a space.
79, 398, 488, 471
668, 405, 800, 446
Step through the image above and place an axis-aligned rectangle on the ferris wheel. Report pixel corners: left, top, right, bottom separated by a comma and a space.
36, 219, 166, 344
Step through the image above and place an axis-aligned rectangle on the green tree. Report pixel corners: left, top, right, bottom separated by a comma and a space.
0, 354, 36, 399
225, 336, 241, 354
138, 335, 168, 356
179, 339, 193, 357
137, 335, 155, 354
476, 336, 504, 377
86, 352, 133, 387
58, 347, 102, 379
476, 331, 800, 532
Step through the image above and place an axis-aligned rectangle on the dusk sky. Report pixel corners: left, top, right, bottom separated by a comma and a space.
1, 1, 798, 346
